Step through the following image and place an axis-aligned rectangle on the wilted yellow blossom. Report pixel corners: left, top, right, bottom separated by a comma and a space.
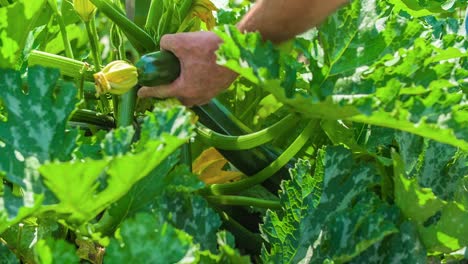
189, 0, 217, 30
73, 0, 97, 22
94, 61, 138, 95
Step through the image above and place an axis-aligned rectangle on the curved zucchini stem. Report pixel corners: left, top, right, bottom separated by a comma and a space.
205, 195, 281, 210
195, 113, 300, 150
202, 119, 318, 195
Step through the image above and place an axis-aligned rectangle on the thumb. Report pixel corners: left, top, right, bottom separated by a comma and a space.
160, 34, 179, 52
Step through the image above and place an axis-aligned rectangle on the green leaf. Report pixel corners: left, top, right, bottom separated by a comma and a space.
44, 24, 88, 55
319, 0, 422, 75
38, 107, 194, 224
0, 154, 45, 233
395, 133, 468, 201
215, 7, 468, 151
321, 120, 366, 152
0, 241, 19, 264
388, 0, 466, 17
137, 105, 195, 150
155, 192, 221, 252
39, 139, 182, 224
104, 213, 192, 263
101, 126, 134, 156
34, 238, 79, 264
1, 217, 66, 263
197, 231, 251, 264
0, 0, 48, 69
260, 159, 319, 263
0, 67, 78, 165
417, 141, 466, 201
96, 154, 179, 235
393, 151, 468, 253
350, 221, 427, 264
74, 130, 107, 160
261, 147, 398, 263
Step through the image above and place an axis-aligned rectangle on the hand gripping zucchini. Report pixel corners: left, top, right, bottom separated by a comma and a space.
135, 51, 295, 188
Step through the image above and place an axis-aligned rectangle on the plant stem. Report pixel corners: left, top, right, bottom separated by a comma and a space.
108, 7, 137, 128
145, 0, 164, 33
216, 209, 263, 254
180, 142, 192, 171
206, 195, 281, 209
92, 210, 120, 236
78, 73, 85, 101
71, 109, 116, 128
85, 18, 110, 114
117, 88, 137, 127
85, 20, 102, 70
89, 0, 156, 52
29, 50, 94, 80
196, 113, 299, 150
56, 14, 74, 59
203, 119, 317, 195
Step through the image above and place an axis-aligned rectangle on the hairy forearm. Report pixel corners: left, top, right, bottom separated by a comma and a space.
238, 0, 348, 43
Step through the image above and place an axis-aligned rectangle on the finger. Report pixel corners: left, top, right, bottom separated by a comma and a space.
160, 34, 179, 52
178, 96, 209, 107
137, 84, 176, 98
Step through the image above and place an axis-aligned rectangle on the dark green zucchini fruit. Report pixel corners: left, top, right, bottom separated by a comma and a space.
135, 50, 181, 86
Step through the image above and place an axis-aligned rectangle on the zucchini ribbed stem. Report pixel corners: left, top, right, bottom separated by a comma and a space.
29, 50, 94, 81
203, 119, 318, 195
196, 113, 299, 150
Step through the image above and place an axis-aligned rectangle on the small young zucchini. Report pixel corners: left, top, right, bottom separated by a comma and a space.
135, 50, 181, 86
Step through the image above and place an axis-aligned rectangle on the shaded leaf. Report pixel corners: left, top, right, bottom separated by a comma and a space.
34, 238, 79, 264
156, 192, 221, 252
393, 151, 468, 253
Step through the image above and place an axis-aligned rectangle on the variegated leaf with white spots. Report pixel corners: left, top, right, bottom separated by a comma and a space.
0, 66, 77, 233
261, 146, 399, 263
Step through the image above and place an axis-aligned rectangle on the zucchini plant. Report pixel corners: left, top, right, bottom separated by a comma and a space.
0, 0, 467, 263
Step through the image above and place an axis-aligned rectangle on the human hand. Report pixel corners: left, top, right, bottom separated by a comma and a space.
137, 31, 238, 106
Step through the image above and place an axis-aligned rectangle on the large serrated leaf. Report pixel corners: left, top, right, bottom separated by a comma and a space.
0, 67, 77, 183
319, 0, 422, 75
37, 107, 194, 224
261, 147, 398, 263
215, 5, 468, 150
260, 159, 320, 263
0, 66, 77, 233
39, 138, 185, 224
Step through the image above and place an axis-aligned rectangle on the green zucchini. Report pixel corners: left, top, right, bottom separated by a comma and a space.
135, 50, 181, 86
